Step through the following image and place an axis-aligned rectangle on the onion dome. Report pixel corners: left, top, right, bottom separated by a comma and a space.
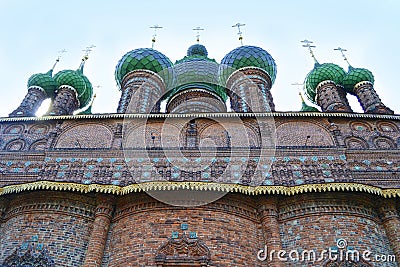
78, 94, 95, 115
299, 93, 319, 112
27, 69, 58, 98
220, 45, 277, 85
304, 63, 346, 103
79, 74, 93, 108
167, 44, 226, 101
342, 66, 374, 94
53, 61, 93, 108
115, 48, 173, 89
187, 44, 208, 57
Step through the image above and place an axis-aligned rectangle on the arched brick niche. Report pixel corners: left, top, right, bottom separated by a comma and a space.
55, 123, 113, 149
276, 121, 334, 147
345, 136, 369, 149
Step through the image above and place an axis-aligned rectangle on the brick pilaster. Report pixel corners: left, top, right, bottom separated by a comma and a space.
257, 196, 283, 267
83, 194, 115, 267
379, 199, 400, 261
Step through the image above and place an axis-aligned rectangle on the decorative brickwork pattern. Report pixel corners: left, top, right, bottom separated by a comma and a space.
354, 82, 394, 114
47, 85, 80, 115
117, 70, 165, 114
226, 67, 275, 112
166, 89, 227, 113
0, 191, 96, 267
55, 123, 113, 149
315, 81, 352, 112
276, 121, 334, 147
0, 114, 399, 266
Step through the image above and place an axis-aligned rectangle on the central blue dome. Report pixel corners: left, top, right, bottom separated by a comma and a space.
187, 44, 208, 57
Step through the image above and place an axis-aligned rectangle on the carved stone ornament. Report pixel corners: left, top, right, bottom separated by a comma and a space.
2, 244, 55, 267
155, 234, 211, 266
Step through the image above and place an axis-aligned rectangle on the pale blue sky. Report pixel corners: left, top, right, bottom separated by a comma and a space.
0, 0, 399, 116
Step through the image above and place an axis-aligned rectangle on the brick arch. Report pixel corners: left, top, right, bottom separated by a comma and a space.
4, 124, 24, 134
28, 123, 50, 134
349, 121, 373, 132
5, 139, 26, 151
276, 121, 334, 147
376, 121, 399, 132
243, 121, 262, 148
373, 136, 396, 149
29, 139, 47, 150
123, 122, 183, 148
198, 120, 228, 148
197, 119, 261, 148
345, 137, 369, 149
55, 123, 112, 149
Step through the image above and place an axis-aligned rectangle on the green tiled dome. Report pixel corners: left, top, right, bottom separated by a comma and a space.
115, 48, 173, 89
54, 69, 91, 108
300, 96, 319, 112
80, 74, 93, 108
304, 63, 346, 102
220, 45, 277, 85
167, 46, 227, 101
27, 69, 58, 98
342, 66, 374, 94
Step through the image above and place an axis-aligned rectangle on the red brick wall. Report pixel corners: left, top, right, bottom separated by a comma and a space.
0, 191, 398, 267
0, 191, 96, 267
278, 193, 396, 266
102, 193, 264, 267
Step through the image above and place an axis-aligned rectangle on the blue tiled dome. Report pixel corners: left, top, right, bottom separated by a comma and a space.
187, 44, 208, 57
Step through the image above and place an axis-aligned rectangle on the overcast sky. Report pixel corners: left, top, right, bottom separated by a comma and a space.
0, 0, 399, 116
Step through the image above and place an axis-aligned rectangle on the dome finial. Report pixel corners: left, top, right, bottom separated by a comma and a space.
150, 24, 163, 49
301, 39, 319, 64
232, 23, 245, 46
79, 45, 96, 72
192, 26, 204, 43
51, 49, 67, 73
291, 82, 305, 100
334, 47, 352, 67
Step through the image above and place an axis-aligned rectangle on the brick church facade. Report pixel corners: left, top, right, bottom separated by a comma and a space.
0, 43, 399, 266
